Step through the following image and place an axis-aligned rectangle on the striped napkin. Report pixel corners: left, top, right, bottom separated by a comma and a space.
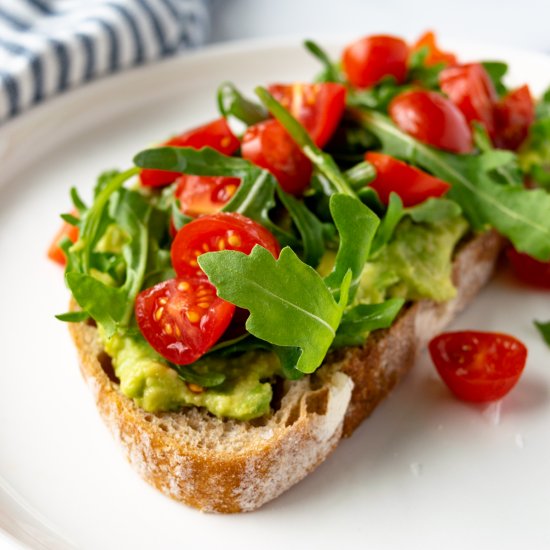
0, 0, 211, 124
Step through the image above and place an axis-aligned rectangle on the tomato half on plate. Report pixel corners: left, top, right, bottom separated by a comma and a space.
389, 90, 473, 153
48, 214, 79, 266
429, 331, 528, 402
439, 63, 498, 138
267, 82, 346, 147
135, 277, 235, 365
174, 175, 241, 218
494, 85, 535, 150
241, 119, 312, 195
412, 31, 457, 67
171, 212, 280, 279
140, 118, 240, 188
365, 152, 450, 206
342, 34, 409, 88
507, 247, 550, 289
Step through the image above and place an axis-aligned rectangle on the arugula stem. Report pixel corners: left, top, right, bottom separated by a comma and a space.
255, 86, 357, 198
79, 167, 140, 273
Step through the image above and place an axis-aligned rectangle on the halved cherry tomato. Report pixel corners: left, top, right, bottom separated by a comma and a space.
439, 63, 497, 138
140, 118, 240, 188
365, 152, 450, 206
494, 86, 535, 150
506, 247, 550, 289
389, 90, 473, 153
412, 31, 457, 67
171, 212, 280, 279
135, 277, 235, 365
429, 331, 527, 402
241, 119, 312, 195
48, 213, 79, 266
267, 82, 346, 147
174, 175, 241, 218
342, 35, 409, 89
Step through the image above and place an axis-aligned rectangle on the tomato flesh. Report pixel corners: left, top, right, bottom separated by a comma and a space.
171, 212, 280, 279
494, 85, 535, 150
48, 213, 79, 266
412, 31, 457, 67
267, 82, 346, 148
365, 152, 450, 206
429, 331, 527, 402
140, 118, 239, 188
135, 277, 235, 365
342, 35, 409, 89
241, 119, 312, 195
507, 247, 550, 289
389, 90, 473, 153
174, 175, 240, 218
439, 63, 498, 139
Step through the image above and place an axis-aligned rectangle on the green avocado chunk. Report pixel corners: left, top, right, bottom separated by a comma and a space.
100, 329, 280, 421
357, 216, 469, 304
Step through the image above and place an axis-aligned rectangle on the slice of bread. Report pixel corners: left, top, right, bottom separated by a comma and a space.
68, 230, 503, 513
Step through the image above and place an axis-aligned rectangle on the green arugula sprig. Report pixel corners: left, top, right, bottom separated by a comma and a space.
356, 109, 550, 261
535, 320, 550, 348
217, 82, 267, 126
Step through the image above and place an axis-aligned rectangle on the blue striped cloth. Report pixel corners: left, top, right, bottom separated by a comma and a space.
0, 0, 211, 124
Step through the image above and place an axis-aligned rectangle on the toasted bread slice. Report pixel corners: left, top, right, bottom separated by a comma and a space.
68, 230, 503, 513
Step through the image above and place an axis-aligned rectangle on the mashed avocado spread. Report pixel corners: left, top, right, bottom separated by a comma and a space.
100, 328, 280, 420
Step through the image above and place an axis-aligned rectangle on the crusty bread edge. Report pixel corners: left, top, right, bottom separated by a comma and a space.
68, 230, 503, 513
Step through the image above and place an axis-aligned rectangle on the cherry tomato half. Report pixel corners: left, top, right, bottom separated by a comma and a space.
174, 175, 241, 218
171, 212, 280, 279
342, 34, 409, 89
140, 118, 240, 188
494, 85, 535, 150
48, 213, 79, 266
241, 119, 312, 195
439, 63, 497, 139
429, 331, 528, 402
389, 90, 473, 153
135, 277, 235, 365
365, 152, 450, 207
267, 82, 346, 148
507, 247, 550, 289
412, 31, 457, 67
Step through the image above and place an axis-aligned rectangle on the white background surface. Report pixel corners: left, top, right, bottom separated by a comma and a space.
0, 23, 550, 550
211, 0, 550, 53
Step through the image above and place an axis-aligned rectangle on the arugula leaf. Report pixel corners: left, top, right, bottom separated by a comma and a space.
217, 82, 267, 126
324, 193, 379, 299
55, 311, 89, 323
408, 46, 446, 90
482, 61, 509, 98
332, 298, 405, 348
370, 193, 404, 255
170, 364, 226, 388
303, 39, 344, 83
344, 161, 376, 189
199, 246, 350, 374
356, 109, 550, 260
534, 320, 550, 348
255, 86, 356, 197
348, 77, 409, 113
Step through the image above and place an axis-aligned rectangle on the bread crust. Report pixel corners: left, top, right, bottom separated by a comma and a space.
68, 230, 503, 513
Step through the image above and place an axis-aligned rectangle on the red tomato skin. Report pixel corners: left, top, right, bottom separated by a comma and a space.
365, 152, 450, 206
48, 214, 79, 266
429, 331, 527, 402
342, 35, 409, 88
171, 212, 280, 279
135, 277, 235, 365
507, 247, 550, 289
241, 119, 312, 195
140, 118, 239, 188
174, 175, 241, 218
389, 90, 473, 153
267, 82, 346, 147
412, 31, 457, 67
494, 86, 535, 150
439, 63, 498, 138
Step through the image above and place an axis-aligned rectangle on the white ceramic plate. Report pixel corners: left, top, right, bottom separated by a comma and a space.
0, 37, 549, 550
